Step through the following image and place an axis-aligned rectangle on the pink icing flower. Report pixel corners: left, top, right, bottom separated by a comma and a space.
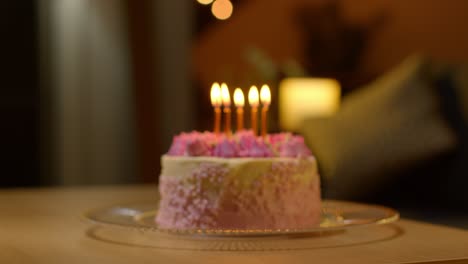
236, 130, 256, 157
249, 139, 274, 157
200, 131, 222, 146
168, 131, 222, 156
267, 132, 291, 154
167, 130, 311, 158
186, 139, 212, 156
213, 138, 239, 157
167, 134, 188, 156
279, 135, 312, 157
235, 130, 256, 139
268, 132, 291, 145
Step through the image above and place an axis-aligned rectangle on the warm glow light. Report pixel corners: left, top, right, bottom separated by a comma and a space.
279, 78, 341, 131
248, 86, 259, 107
233, 88, 245, 107
210, 82, 222, 107
233, 88, 244, 131
197, 0, 214, 5
211, 0, 233, 20
260, 84, 271, 106
221, 83, 231, 106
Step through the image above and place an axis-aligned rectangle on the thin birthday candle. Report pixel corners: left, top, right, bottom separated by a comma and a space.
210, 82, 222, 134
220, 83, 231, 135
260, 84, 271, 138
248, 86, 259, 136
233, 88, 245, 131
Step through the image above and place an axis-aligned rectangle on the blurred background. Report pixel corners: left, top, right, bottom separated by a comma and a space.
2, 1, 468, 226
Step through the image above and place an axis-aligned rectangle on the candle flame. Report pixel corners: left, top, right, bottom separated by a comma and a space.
210, 82, 222, 107
248, 85, 259, 107
221, 83, 231, 107
233, 88, 245, 107
260, 84, 271, 106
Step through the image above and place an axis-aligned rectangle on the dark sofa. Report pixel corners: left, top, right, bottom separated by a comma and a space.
301, 55, 468, 229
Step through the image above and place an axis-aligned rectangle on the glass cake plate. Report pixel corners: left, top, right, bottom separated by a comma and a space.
83, 200, 399, 237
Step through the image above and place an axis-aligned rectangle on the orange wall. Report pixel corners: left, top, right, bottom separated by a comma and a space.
193, 0, 468, 89
343, 0, 468, 74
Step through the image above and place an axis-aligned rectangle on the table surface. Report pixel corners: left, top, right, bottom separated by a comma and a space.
1, 184, 467, 264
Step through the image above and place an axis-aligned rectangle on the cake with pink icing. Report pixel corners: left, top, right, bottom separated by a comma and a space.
156, 130, 321, 230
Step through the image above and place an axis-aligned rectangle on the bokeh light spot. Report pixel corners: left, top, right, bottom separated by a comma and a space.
211, 0, 233, 20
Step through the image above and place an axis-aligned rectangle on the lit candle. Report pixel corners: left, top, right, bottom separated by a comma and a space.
260, 84, 271, 137
220, 83, 232, 135
248, 86, 259, 135
210, 82, 222, 134
233, 88, 245, 131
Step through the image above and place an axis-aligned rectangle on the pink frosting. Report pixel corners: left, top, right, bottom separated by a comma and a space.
278, 135, 312, 157
156, 159, 321, 229
186, 139, 212, 156
167, 130, 312, 158
213, 139, 238, 157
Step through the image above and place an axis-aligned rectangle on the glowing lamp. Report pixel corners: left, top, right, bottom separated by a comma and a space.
279, 78, 341, 131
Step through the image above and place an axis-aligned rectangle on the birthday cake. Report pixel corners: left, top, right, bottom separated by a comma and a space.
156, 131, 321, 229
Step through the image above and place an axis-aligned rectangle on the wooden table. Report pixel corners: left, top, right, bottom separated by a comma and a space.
0, 185, 467, 264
